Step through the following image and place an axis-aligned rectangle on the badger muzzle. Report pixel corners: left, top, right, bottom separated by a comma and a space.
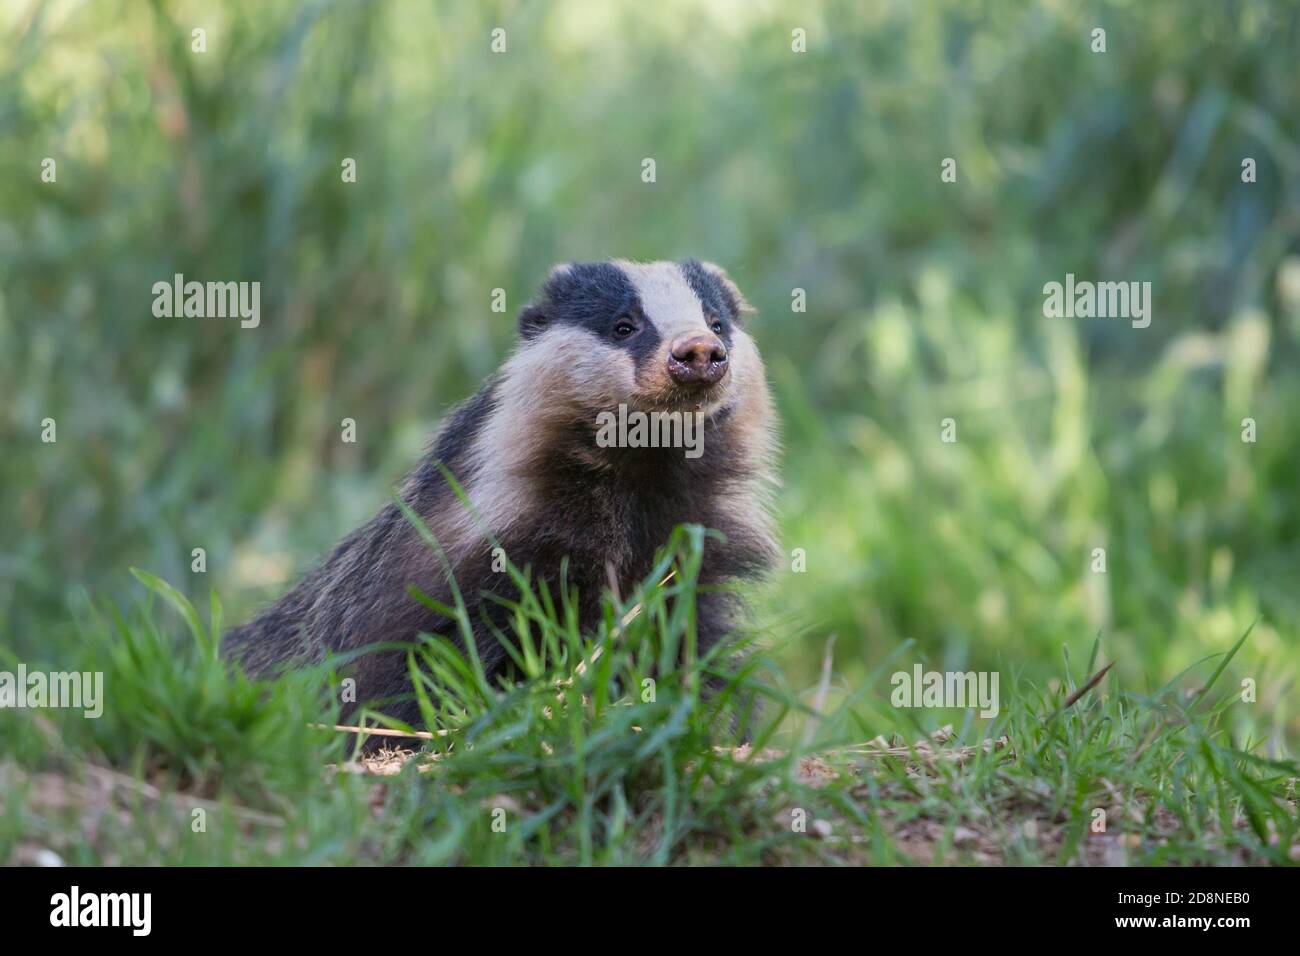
666, 333, 728, 388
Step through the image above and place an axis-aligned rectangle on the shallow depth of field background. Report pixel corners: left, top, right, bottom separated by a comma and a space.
2, 0, 1297, 751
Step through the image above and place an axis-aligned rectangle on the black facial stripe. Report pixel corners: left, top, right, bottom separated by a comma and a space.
525, 262, 669, 358
678, 258, 738, 323
541, 262, 639, 334
626, 311, 662, 363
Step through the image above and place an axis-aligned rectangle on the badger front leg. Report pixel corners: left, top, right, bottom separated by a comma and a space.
691, 587, 763, 740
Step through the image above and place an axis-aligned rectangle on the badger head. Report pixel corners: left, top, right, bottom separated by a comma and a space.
515, 258, 762, 421
428, 259, 776, 563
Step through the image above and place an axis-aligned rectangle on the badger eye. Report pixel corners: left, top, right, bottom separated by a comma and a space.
710, 321, 724, 335
613, 318, 637, 338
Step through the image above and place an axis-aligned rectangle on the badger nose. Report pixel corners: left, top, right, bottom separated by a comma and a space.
667, 334, 728, 387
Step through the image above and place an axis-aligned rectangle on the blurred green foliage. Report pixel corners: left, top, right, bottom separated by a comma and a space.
2, 0, 1298, 747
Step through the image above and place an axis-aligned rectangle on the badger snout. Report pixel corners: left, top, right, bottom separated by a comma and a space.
666, 333, 728, 387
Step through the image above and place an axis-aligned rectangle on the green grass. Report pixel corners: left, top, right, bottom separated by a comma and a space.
3, 526, 1294, 866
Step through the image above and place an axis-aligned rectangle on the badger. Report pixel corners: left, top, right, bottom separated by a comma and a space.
223, 258, 779, 731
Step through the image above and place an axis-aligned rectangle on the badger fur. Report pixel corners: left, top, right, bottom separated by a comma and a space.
223, 258, 779, 729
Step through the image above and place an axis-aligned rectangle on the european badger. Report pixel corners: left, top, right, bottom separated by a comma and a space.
224, 259, 779, 729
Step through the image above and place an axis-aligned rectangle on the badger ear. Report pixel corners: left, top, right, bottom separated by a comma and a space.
518, 302, 549, 339
519, 263, 575, 339
700, 260, 755, 318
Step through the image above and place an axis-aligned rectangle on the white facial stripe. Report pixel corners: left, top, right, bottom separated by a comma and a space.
614, 259, 708, 343
500, 325, 636, 411
726, 327, 754, 390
